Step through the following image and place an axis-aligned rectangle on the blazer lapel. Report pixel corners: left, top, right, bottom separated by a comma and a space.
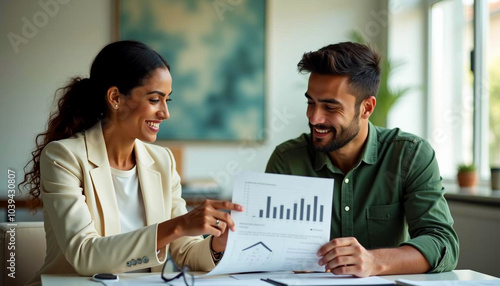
85, 122, 121, 236
134, 140, 165, 225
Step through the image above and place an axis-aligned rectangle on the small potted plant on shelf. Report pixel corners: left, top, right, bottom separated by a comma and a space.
457, 163, 478, 188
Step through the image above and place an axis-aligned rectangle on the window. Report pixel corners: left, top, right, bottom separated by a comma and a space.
429, 0, 499, 181
488, 1, 500, 168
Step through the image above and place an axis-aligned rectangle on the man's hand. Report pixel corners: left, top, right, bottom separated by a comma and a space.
317, 237, 378, 277
317, 237, 431, 276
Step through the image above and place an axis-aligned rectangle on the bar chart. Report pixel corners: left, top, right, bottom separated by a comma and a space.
207, 172, 334, 275
257, 195, 324, 222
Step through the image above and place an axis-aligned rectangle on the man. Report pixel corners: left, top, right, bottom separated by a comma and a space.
265, 42, 458, 277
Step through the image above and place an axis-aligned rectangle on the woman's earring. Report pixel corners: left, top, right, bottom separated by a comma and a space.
115, 104, 118, 109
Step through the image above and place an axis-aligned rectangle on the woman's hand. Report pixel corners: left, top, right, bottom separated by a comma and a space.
176, 199, 243, 242
157, 200, 243, 251
211, 223, 231, 252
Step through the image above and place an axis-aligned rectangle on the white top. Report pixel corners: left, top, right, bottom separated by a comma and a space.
111, 166, 149, 273
110, 166, 147, 234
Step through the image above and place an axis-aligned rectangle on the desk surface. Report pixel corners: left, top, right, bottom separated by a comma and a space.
42, 269, 499, 285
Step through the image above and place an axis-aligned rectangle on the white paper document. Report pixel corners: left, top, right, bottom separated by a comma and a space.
396, 279, 500, 286
205, 172, 334, 276
268, 274, 394, 285
230, 271, 295, 280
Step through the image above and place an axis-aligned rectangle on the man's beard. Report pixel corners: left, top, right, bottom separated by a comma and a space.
309, 114, 360, 152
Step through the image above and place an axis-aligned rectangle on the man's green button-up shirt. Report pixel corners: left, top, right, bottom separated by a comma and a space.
265, 122, 459, 272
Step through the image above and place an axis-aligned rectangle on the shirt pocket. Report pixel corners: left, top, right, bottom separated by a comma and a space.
366, 202, 406, 249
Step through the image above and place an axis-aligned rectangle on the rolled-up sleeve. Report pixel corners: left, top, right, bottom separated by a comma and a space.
400, 140, 459, 272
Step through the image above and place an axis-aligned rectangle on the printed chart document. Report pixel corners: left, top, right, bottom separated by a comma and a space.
205, 171, 334, 276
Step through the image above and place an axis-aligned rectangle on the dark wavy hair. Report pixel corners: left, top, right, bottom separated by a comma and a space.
20, 40, 170, 210
297, 42, 381, 105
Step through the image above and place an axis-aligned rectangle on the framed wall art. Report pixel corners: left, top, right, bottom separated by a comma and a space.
115, 0, 266, 141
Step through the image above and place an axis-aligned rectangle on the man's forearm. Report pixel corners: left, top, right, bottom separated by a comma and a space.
371, 245, 431, 275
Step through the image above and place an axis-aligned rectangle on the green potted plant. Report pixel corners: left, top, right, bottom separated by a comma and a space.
457, 163, 478, 188
349, 30, 412, 127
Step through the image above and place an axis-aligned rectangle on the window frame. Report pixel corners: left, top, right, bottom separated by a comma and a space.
426, 0, 492, 181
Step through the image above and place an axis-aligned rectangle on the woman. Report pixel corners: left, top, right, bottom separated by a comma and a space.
21, 40, 242, 285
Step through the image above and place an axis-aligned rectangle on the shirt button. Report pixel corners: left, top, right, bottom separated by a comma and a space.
344, 206, 350, 212
344, 178, 349, 184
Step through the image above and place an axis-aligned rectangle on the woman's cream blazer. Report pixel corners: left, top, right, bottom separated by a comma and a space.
27, 122, 214, 285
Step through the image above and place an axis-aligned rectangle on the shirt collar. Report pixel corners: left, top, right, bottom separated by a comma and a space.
313, 121, 378, 172
361, 121, 378, 165
313, 147, 335, 172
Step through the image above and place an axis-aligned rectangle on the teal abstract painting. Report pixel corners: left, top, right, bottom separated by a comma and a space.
118, 0, 266, 141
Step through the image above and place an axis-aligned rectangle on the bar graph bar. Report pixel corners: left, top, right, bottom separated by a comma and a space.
293, 203, 297, 220
300, 199, 304, 220
306, 205, 310, 221
313, 196, 318, 221
258, 196, 324, 222
266, 197, 271, 218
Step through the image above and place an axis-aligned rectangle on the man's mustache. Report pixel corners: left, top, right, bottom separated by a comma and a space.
309, 123, 334, 131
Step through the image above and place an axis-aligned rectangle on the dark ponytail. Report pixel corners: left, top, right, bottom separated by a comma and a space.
52, 77, 106, 140
20, 40, 170, 210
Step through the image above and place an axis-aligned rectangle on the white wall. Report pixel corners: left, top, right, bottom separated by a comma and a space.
0, 0, 113, 202
387, 0, 426, 136
0, 0, 384, 201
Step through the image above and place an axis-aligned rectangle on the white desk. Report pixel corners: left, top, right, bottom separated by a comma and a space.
42, 270, 499, 285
